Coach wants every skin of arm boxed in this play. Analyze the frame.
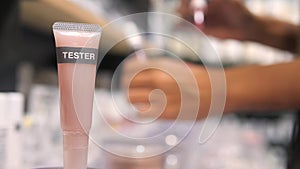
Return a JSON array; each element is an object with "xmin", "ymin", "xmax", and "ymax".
[
  {"xmin": 245, "ymin": 16, "xmax": 300, "ymax": 54},
  {"xmin": 127, "ymin": 58, "xmax": 300, "ymax": 120},
  {"xmin": 226, "ymin": 58, "xmax": 300, "ymax": 114}
]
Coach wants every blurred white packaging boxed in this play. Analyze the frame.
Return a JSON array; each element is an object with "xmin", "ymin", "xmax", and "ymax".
[
  {"xmin": 0, "ymin": 94, "xmax": 8, "ymax": 168},
  {"xmin": 24, "ymin": 85, "xmax": 62, "ymax": 167},
  {"xmin": 0, "ymin": 92, "xmax": 24, "ymax": 169}
]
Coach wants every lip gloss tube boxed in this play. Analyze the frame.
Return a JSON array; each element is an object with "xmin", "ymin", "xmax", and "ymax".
[
  {"xmin": 52, "ymin": 22, "xmax": 101, "ymax": 169},
  {"xmin": 191, "ymin": 0, "xmax": 207, "ymax": 30}
]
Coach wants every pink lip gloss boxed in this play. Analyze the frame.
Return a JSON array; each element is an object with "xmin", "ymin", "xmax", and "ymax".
[{"xmin": 53, "ymin": 22, "xmax": 101, "ymax": 169}]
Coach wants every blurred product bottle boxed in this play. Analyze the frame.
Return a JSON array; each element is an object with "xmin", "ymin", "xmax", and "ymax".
[
  {"xmin": 0, "ymin": 92, "xmax": 24, "ymax": 169},
  {"xmin": 24, "ymin": 85, "xmax": 62, "ymax": 167}
]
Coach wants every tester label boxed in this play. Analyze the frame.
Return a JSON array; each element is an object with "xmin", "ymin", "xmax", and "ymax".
[{"xmin": 56, "ymin": 47, "xmax": 98, "ymax": 64}]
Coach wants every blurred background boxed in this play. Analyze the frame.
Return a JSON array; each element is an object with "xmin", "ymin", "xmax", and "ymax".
[{"xmin": 0, "ymin": 0, "xmax": 299, "ymax": 168}]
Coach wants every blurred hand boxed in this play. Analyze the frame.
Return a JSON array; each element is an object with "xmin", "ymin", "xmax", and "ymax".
[
  {"xmin": 203, "ymin": 0, "xmax": 255, "ymax": 40},
  {"xmin": 122, "ymin": 56, "xmax": 213, "ymax": 120},
  {"xmin": 177, "ymin": 0, "xmax": 194, "ymax": 23},
  {"xmin": 178, "ymin": 0, "xmax": 256, "ymax": 40}
]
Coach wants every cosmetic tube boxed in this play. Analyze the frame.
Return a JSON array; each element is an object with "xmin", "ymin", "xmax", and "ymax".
[
  {"xmin": 53, "ymin": 22, "xmax": 101, "ymax": 169},
  {"xmin": 191, "ymin": 0, "xmax": 207, "ymax": 29}
]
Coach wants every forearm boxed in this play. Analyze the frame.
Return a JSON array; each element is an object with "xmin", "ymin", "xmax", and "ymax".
[
  {"xmin": 225, "ymin": 58, "xmax": 300, "ymax": 113},
  {"xmin": 247, "ymin": 15, "xmax": 300, "ymax": 53}
]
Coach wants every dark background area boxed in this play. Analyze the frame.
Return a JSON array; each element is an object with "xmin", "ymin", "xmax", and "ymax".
[
  {"xmin": 0, "ymin": 0, "xmax": 22, "ymax": 91},
  {"xmin": 0, "ymin": 0, "xmax": 150, "ymax": 91}
]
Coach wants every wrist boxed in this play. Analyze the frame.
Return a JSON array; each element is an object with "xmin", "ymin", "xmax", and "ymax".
[
  {"xmin": 224, "ymin": 67, "xmax": 255, "ymax": 113},
  {"xmin": 244, "ymin": 15, "xmax": 267, "ymax": 42},
  {"xmin": 224, "ymin": 68, "xmax": 239, "ymax": 113},
  {"xmin": 245, "ymin": 15, "xmax": 300, "ymax": 53}
]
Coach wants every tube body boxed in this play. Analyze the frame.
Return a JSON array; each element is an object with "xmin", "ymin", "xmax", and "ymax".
[
  {"xmin": 53, "ymin": 22, "xmax": 101, "ymax": 169},
  {"xmin": 191, "ymin": 0, "xmax": 206, "ymax": 29}
]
